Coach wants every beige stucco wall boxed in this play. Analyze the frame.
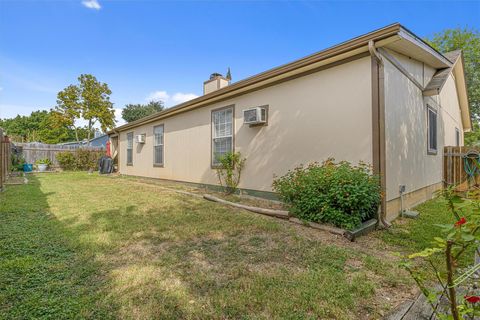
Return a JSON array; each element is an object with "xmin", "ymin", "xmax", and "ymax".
[
  {"xmin": 389, "ymin": 49, "xmax": 436, "ymax": 87},
  {"xmin": 440, "ymin": 74, "xmax": 464, "ymax": 146},
  {"xmin": 118, "ymin": 57, "xmax": 373, "ymax": 192},
  {"xmin": 384, "ymin": 55, "xmax": 445, "ymax": 203}
]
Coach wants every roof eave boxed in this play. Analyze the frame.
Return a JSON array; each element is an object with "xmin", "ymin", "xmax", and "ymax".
[{"xmin": 107, "ymin": 23, "xmax": 404, "ymax": 134}]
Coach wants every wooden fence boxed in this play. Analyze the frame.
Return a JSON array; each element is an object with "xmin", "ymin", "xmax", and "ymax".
[
  {"xmin": 16, "ymin": 142, "xmax": 105, "ymax": 167},
  {"xmin": 0, "ymin": 128, "xmax": 12, "ymax": 190},
  {"xmin": 444, "ymin": 146, "xmax": 480, "ymax": 186}
]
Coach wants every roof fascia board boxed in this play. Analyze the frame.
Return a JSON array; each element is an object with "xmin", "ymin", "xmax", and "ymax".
[
  {"xmin": 109, "ymin": 25, "xmax": 402, "ymax": 134},
  {"xmin": 453, "ymin": 53, "xmax": 472, "ymax": 131},
  {"xmin": 398, "ymin": 28, "xmax": 452, "ymax": 68}
]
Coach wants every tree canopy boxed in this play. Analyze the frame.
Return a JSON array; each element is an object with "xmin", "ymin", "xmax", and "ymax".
[
  {"xmin": 427, "ymin": 27, "xmax": 480, "ymax": 146},
  {"xmin": 427, "ymin": 27, "xmax": 480, "ymax": 119},
  {"xmin": 121, "ymin": 100, "xmax": 164, "ymax": 123},
  {"xmin": 53, "ymin": 74, "xmax": 116, "ymax": 144},
  {"xmin": 0, "ymin": 110, "xmax": 93, "ymax": 144}
]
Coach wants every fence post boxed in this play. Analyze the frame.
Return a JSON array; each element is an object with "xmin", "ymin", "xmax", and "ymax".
[{"xmin": 0, "ymin": 129, "xmax": 4, "ymax": 191}]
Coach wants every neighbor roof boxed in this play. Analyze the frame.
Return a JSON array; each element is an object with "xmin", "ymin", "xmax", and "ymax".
[{"xmin": 109, "ymin": 23, "xmax": 454, "ymax": 134}]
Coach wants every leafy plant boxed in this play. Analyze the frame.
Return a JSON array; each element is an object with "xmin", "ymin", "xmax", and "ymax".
[
  {"xmin": 53, "ymin": 74, "xmax": 116, "ymax": 144},
  {"xmin": 56, "ymin": 152, "xmax": 76, "ymax": 170},
  {"xmin": 272, "ymin": 159, "xmax": 381, "ymax": 230},
  {"xmin": 122, "ymin": 101, "xmax": 164, "ymax": 123},
  {"xmin": 216, "ymin": 152, "xmax": 246, "ymax": 194},
  {"xmin": 11, "ymin": 153, "xmax": 25, "ymax": 171},
  {"xmin": 35, "ymin": 158, "xmax": 52, "ymax": 166},
  {"xmin": 56, "ymin": 150, "xmax": 103, "ymax": 171},
  {"xmin": 401, "ymin": 188, "xmax": 480, "ymax": 319}
]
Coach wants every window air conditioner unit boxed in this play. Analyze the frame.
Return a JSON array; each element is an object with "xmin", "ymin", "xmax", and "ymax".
[
  {"xmin": 243, "ymin": 106, "xmax": 267, "ymax": 125},
  {"xmin": 135, "ymin": 134, "xmax": 146, "ymax": 144}
]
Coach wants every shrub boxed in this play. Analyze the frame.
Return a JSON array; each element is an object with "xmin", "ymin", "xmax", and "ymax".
[
  {"xmin": 11, "ymin": 154, "xmax": 25, "ymax": 171},
  {"xmin": 56, "ymin": 152, "xmax": 76, "ymax": 170},
  {"xmin": 272, "ymin": 159, "xmax": 381, "ymax": 230},
  {"xmin": 216, "ymin": 152, "xmax": 246, "ymax": 194},
  {"xmin": 56, "ymin": 149, "xmax": 103, "ymax": 171}
]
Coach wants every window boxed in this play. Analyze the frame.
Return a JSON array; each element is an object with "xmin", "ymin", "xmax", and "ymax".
[
  {"xmin": 455, "ymin": 128, "xmax": 460, "ymax": 147},
  {"xmin": 427, "ymin": 106, "xmax": 437, "ymax": 154},
  {"xmin": 153, "ymin": 125, "xmax": 164, "ymax": 166},
  {"xmin": 212, "ymin": 106, "xmax": 234, "ymax": 166},
  {"xmin": 127, "ymin": 132, "xmax": 133, "ymax": 165}
]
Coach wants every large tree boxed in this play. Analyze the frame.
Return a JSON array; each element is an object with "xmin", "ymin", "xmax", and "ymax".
[
  {"xmin": 0, "ymin": 110, "xmax": 93, "ymax": 144},
  {"xmin": 54, "ymin": 74, "xmax": 116, "ymax": 144},
  {"xmin": 121, "ymin": 100, "xmax": 164, "ymax": 123},
  {"xmin": 427, "ymin": 27, "xmax": 480, "ymax": 120}
]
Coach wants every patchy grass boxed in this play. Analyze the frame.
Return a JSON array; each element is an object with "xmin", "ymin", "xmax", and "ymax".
[
  {"xmin": 378, "ymin": 198, "xmax": 474, "ymax": 254},
  {"xmin": 1, "ymin": 172, "xmax": 413, "ymax": 319}
]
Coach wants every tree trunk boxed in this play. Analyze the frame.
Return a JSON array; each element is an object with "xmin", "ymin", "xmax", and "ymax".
[
  {"xmin": 74, "ymin": 127, "xmax": 80, "ymax": 144},
  {"xmin": 87, "ymin": 119, "xmax": 92, "ymax": 146}
]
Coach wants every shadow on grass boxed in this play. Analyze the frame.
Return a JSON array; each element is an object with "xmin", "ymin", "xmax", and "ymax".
[
  {"xmin": 79, "ymin": 194, "xmax": 382, "ymax": 319},
  {"xmin": 0, "ymin": 175, "xmax": 121, "ymax": 319},
  {"xmin": 1, "ymin": 173, "xmax": 410, "ymax": 319}
]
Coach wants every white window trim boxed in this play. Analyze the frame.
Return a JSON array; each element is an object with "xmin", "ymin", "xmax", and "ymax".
[
  {"xmin": 427, "ymin": 106, "xmax": 438, "ymax": 155},
  {"xmin": 153, "ymin": 125, "xmax": 164, "ymax": 166},
  {"xmin": 211, "ymin": 106, "xmax": 234, "ymax": 167},
  {"xmin": 126, "ymin": 132, "xmax": 134, "ymax": 165}
]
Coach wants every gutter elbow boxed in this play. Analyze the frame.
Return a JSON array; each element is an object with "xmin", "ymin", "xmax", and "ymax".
[{"xmin": 368, "ymin": 40, "xmax": 383, "ymax": 64}]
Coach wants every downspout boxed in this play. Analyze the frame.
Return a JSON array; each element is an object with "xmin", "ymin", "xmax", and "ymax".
[{"xmin": 368, "ymin": 40, "xmax": 391, "ymax": 228}]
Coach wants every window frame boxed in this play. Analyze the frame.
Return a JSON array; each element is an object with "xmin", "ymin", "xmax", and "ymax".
[
  {"xmin": 427, "ymin": 105, "xmax": 438, "ymax": 155},
  {"xmin": 126, "ymin": 132, "xmax": 134, "ymax": 165},
  {"xmin": 211, "ymin": 105, "xmax": 235, "ymax": 168},
  {"xmin": 455, "ymin": 127, "xmax": 460, "ymax": 147},
  {"xmin": 153, "ymin": 124, "xmax": 165, "ymax": 167}
]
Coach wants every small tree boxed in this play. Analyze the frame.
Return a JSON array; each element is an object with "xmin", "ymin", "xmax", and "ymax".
[
  {"xmin": 53, "ymin": 74, "xmax": 116, "ymax": 144},
  {"xmin": 216, "ymin": 152, "xmax": 246, "ymax": 194},
  {"xmin": 402, "ymin": 188, "xmax": 480, "ymax": 319},
  {"xmin": 121, "ymin": 100, "xmax": 164, "ymax": 123}
]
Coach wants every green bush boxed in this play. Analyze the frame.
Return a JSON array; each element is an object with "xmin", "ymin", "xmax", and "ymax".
[
  {"xmin": 215, "ymin": 152, "xmax": 246, "ymax": 194},
  {"xmin": 56, "ymin": 149, "xmax": 103, "ymax": 171},
  {"xmin": 11, "ymin": 154, "xmax": 25, "ymax": 171},
  {"xmin": 272, "ymin": 159, "xmax": 381, "ymax": 230},
  {"xmin": 56, "ymin": 152, "xmax": 76, "ymax": 170}
]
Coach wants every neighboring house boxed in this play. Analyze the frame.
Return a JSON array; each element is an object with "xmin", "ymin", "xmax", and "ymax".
[
  {"xmin": 60, "ymin": 133, "xmax": 108, "ymax": 148},
  {"xmin": 107, "ymin": 23, "xmax": 471, "ymax": 221}
]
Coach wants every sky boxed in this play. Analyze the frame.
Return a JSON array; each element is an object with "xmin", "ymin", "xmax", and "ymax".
[{"xmin": 0, "ymin": 0, "xmax": 479, "ymax": 128}]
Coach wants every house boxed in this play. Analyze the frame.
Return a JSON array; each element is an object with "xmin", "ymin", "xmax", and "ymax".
[
  {"xmin": 60, "ymin": 132, "xmax": 108, "ymax": 148},
  {"xmin": 107, "ymin": 23, "xmax": 471, "ymax": 222}
]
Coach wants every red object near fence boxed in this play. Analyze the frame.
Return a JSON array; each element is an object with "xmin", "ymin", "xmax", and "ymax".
[{"xmin": 106, "ymin": 140, "xmax": 111, "ymax": 157}]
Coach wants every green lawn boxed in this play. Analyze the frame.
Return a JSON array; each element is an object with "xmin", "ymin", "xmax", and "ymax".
[{"xmin": 0, "ymin": 172, "xmax": 459, "ymax": 319}]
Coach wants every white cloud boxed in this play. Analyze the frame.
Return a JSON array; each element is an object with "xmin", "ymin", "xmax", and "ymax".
[
  {"xmin": 114, "ymin": 108, "xmax": 126, "ymax": 126},
  {"xmin": 81, "ymin": 0, "xmax": 101, "ymax": 10},
  {"xmin": 145, "ymin": 90, "xmax": 198, "ymax": 107},
  {"xmin": 146, "ymin": 90, "xmax": 170, "ymax": 102},
  {"xmin": 172, "ymin": 92, "xmax": 199, "ymax": 104}
]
